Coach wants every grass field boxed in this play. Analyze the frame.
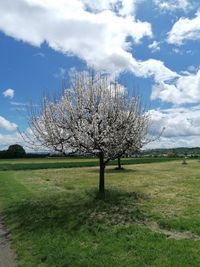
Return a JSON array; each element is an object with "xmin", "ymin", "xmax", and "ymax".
[
  {"xmin": 0, "ymin": 156, "xmax": 179, "ymax": 171},
  {"xmin": 0, "ymin": 158, "xmax": 200, "ymax": 266}
]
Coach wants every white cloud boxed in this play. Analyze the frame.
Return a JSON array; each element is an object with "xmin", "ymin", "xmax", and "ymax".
[
  {"xmin": 146, "ymin": 135, "xmax": 200, "ymax": 149},
  {"xmin": 34, "ymin": 52, "xmax": 45, "ymax": 57},
  {"xmin": 172, "ymin": 48, "xmax": 181, "ymax": 54},
  {"xmin": 135, "ymin": 59, "xmax": 178, "ymax": 83},
  {"xmin": 83, "ymin": 0, "xmax": 140, "ymax": 16},
  {"xmin": 9, "ymin": 101, "xmax": 29, "ymax": 111},
  {"xmin": 118, "ymin": 0, "xmax": 140, "ymax": 16},
  {"xmin": 151, "ymin": 68, "xmax": 200, "ymax": 105},
  {"xmin": 148, "ymin": 41, "xmax": 160, "ymax": 52},
  {"xmin": 0, "ymin": 0, "xmax": 152, "ymax": 75},
  {"xmin": 0, "ymin": 127, "xmax": 46, "ymax": 151},
  {"xmin": 0, "ymin": 132, "xmax": 24, "ymax": 150},
  {"xmin": 3, "ymin": 88, "xmax": 15, "ymax": 99},
  {"xmin": 0, "ymin": 130, "xmax": 50, "ymax": 152},
  {"xmin": 0, "ymin": 0, "xmax": 185, "ymax": 98},
  {"xmin": 1, "ymin": 0, "xmax": 198, "ymax": 109},
  {"xmin": 54, "ymin": 67, "xmax": 68, "ymax": 79},
  {"xmin": 0, "ymin": 116, "xmax": 18, "ymax": 131},
  {"xmin": 146, "ymin": 106, "xmax": 200, "ymax": 148},
  {"xmin": 10, "ymin": 101, "xmax": 28, "ymax": 106},
  {"xmin": 187, "ymin": 65, "xmax": 197, "ymax": 72},
  {"xmin": 168, "ymin": 11, "xmax": 200, "ymax": 45},
  {"xmin": 150, "ymin": 106, "xmax": 200, "ymax": 137},
  {"xmin": 154, "ymin": 0, "xmax": 191, "ymax": 12}
]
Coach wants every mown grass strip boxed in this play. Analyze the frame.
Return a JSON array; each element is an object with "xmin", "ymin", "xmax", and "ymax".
[{"xmin": 0, "ymin": 157, "xmax": 180, "ymax": 171}]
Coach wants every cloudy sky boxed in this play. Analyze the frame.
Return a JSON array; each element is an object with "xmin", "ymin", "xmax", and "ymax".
[{"xmin": 0, "ymin": 0, "xmax": 200, "ymax": 150}]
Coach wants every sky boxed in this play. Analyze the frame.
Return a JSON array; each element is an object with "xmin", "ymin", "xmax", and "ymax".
[{"xmin": 0, "ymin": 0, "xmax": 200, "ymax": 150}]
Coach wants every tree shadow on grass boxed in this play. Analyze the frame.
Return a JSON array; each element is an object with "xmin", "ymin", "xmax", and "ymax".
[{"xmin": 4, "ymin": 189, "xmax": 149, "ymax": 235}]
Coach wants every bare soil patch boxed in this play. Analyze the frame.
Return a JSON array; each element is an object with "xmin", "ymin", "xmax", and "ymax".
[
  {"xmin": 0, "ymin": 217, "xmax": 17, "ymax": 267},
  {"xmin": 139, "ymin": 220, "xmax": 200, "ymax": 241}
]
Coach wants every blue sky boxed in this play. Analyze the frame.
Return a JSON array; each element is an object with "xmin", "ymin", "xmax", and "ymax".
[{"xmin": 0, "ymin": 0, "xmax": 200, "ymax": 150}]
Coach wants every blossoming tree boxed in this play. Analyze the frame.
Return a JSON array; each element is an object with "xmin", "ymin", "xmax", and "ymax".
[{"xmin": 26, "ymin": 71, "xmax": 150, "ymax": 194}]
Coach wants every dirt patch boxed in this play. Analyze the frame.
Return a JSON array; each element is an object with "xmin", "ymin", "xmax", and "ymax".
[
  {"xmin": 0, "ymin": 217, "xmax": 17, "ymax": 267},
  {"xmin": 138, "ymin": 220, "xmax": 200, "ymax": 241}
]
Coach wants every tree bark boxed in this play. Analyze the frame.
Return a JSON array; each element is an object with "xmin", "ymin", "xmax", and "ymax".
[
  {"xmin": 99, "ymin": 152, "xmax": 105, "ymax": 194},
  {"xmin": 117, "ymin": 157, "xmax": 122, "ymax": 169}
]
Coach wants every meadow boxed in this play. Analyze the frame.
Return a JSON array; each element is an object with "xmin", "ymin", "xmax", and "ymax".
[
  {"xmin": 0, "ymin": 158, "xmax": 200, "ymax": 266},
  {"xmin": 0, "ymin": 156, "xmax": 178, "ymax": 171}
]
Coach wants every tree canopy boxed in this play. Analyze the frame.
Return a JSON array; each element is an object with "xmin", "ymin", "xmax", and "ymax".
[
  {"xmin": 25, "ymin": 71, "xmax": 150, "ymax": 193},
  {"xmin": 0, "ymin": 144, "xmax": 26, "ymax": 158}
]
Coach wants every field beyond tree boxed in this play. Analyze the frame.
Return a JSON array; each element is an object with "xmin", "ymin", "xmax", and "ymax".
[{"xmin": 0, "ymin": 158, "xmax": 200, "ymax": 266}]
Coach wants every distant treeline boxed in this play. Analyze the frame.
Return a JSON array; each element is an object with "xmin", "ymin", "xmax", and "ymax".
[
  {"xmin": 142, "ymin": 147, "xmax": 200, "ymax": 158},
  {"xmin": 1, "ymin": 144, "xmax": 200, "ymax": 159},
  {"xmin": 0, "ymin": 151, "xmax": 49, "ymax": 159},
  {"xmin": 0, "ymin": 144, "xmax": 49, "ymax": 159}
]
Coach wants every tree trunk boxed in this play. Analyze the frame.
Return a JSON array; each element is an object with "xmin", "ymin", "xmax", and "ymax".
[
  {"xmin": 117, "ymin": 157, "xmax": 122, "ymax": 169},
  {"xmin": 99, "ymin": 152, "xmax": 105, "ymax": 194}
]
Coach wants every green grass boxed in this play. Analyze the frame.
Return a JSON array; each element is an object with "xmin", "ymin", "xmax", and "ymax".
[
  {"xmin": 0, "ymin": 159, "xmax": 200, "ymax": 266},
  {"xmin": 0, "ymin": 156, "xmax": 179, "ymax": 171}
]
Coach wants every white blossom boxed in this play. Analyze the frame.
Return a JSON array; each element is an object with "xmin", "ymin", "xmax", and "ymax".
[{"xmin": 25, "ymin": 71, "xmax": 150, "ymax": 193}]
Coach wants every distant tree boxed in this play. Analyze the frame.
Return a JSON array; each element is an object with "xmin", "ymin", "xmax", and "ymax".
[
  {"xmin": 0, "ymin": 150, "xmax": 7, "ymax": 159},
  {"xmin": 7, "ymin": 144, "xmax": 26, "ymax": 158},
  {"xmin": 116, "ymin": 147, "xmax": 140, "ymax": 170},
  {"xmin": 116, "ymin": 157, "xmax": 123, "ymax": 170},
  {"xmin": 25, "ymin": 71, "xmax": 150, "ymax": 194}
]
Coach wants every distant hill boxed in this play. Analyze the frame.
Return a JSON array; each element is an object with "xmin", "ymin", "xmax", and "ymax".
[{"xmin": 141, "ymin": 147, "xmax": 200, "ymax": 157}]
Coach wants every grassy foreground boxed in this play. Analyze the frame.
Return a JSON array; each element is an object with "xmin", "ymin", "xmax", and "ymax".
[{"xmin": 0, "ymin": 159, "xmax": 200, "ymax": 266}]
